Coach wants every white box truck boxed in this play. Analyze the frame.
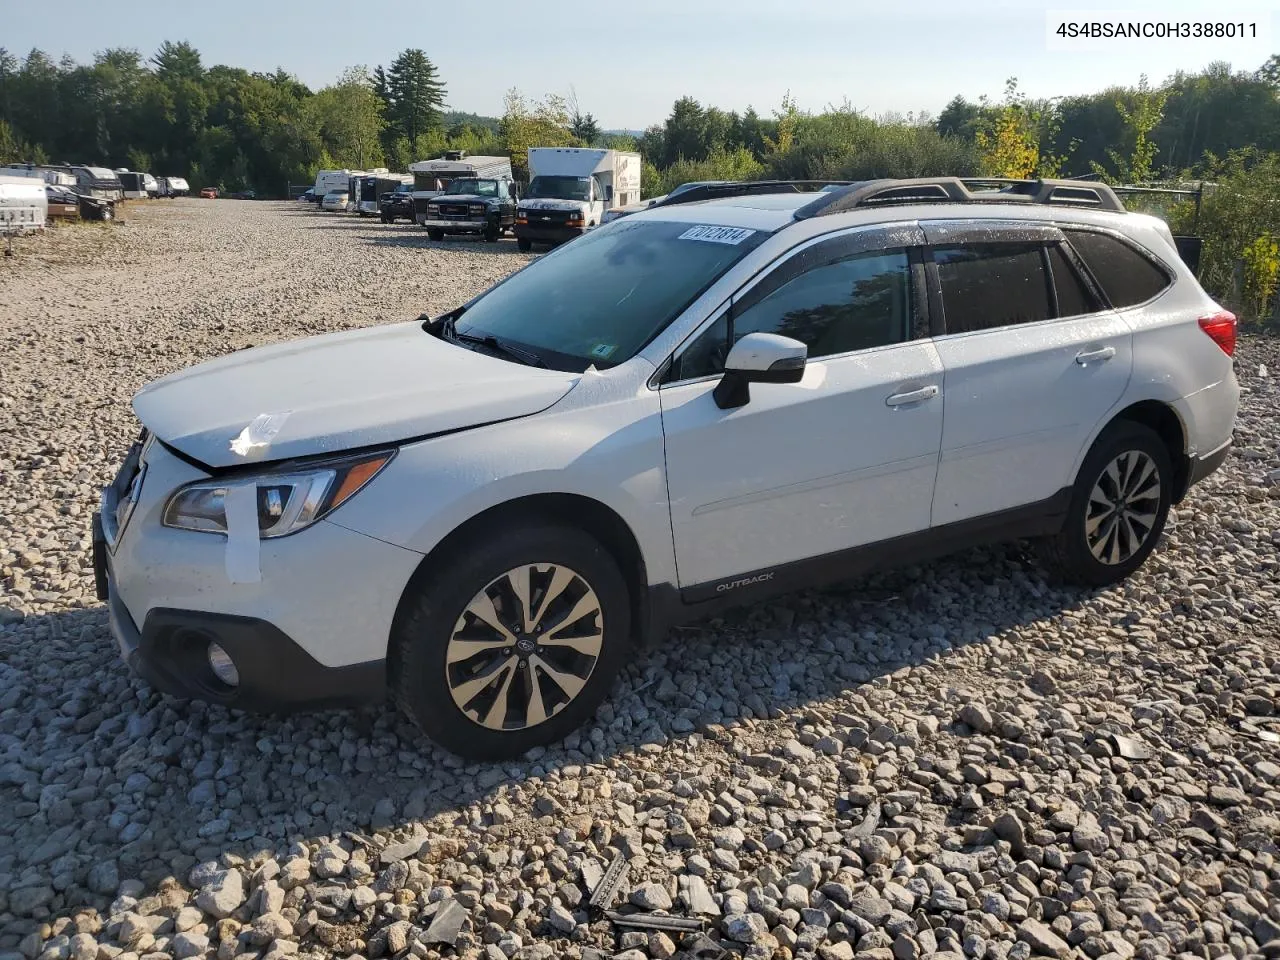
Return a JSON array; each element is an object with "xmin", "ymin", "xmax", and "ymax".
[
  {"xmin": 514, "ymin": 147, "xmax": 641, "ymax": 250},
  {"xmin": 409, "ymin": 152, "xmax": 513, "ymax": 225}
]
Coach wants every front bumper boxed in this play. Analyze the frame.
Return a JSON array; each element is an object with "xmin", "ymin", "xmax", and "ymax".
[
  {"xmin": 420, "ymin": 217, "xmax": 488, "ymax": 232},
  {"xmin": 514, "ymin": 223, "xmax": 586, "ymax": 244},
  {"xmin": 91, "ymin": 438, "xmax": 421, "ymax": 712},
  {"xmin": 97, "ymin": 546, "xmax": 385, "ymax": 711}
]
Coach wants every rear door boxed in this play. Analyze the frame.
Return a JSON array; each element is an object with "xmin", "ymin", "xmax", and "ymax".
[{"xmin": 925, "ymin": 221, "xmax": 1132, "ymax": 526}]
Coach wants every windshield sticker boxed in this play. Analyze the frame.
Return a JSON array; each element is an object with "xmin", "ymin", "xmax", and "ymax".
[
  {"xmin": 589, "ymin": 343, "xmax": 619, "ymax": 359},
  {"xmin": 678, "ymin": 225, "xmax": 756, "ymax": 245}
]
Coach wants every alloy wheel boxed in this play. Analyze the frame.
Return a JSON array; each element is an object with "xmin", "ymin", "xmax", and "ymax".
[
  {"xmin": 1085, "ymin": 450, "xmax": 1161, "ymax": 565},
  {"xmin": 446, "ymin": 563, "xmax": 604, "ymax": 731}
]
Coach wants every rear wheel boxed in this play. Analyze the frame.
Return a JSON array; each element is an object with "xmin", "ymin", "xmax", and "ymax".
[
  {"xmin": 391, "ymin": 523, "xmax": 632, "ymax": 760},
  {"xmin": 1038, "ymin": 421, "xmax": 1172, "ymax": 586},
  {"xmin": 427, "ymin": 228, "xmax": 444, "ymax": 241},
  {"xmin": 517, "ymin": 237, "xmax": 533, "ymax": 252}
]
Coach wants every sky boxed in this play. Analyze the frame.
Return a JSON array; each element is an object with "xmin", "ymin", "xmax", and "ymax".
[{"xmin": 3, "ymin": 0, "xmax": 1276, "ymax": 129}]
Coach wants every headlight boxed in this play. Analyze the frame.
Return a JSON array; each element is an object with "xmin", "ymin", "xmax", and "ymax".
[
  {"xmin": 427, "ymin": 204, "xmax": 439, "ymax": 214},
  {"xmin": 469, "ymin": 203, "xmax": 485, "ymax": 214},
  {"xmin": 163, "ymin": 451, "xmax": 394, "ymax": 538}
]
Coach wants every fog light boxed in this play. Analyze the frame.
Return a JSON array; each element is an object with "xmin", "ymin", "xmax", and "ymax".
[{"xmin": 207, "ymin": 643, "xmax": 240, "ymax": 686}]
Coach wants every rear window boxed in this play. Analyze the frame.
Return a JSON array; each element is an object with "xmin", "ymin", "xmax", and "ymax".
[
  {"xmin": 935, "ymin": 243, "xmax": 1051, "ymax": 333},
  {"xmin": 1063, "ymin": 229, "xmax": 1171, "ymax": 309},
  {"xmin": 1046, "ymin": 243, "xmax": 1102, "ymax": 317}
]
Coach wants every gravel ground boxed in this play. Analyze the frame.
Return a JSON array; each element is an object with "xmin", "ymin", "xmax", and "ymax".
[{"xmin": 1, "ymin": 200, "xmax": 1278, "ymax": 960}]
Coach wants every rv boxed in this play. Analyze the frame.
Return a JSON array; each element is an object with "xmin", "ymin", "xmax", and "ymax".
[
  {"xmin": 514, "ymin": 147, "xmax": 641, "ymax": 250},
  {"xmin": 1, "ymin": 164, "xmax": 77, "ymax": 187},
  {"xmin": 409, "ymin": 152, "xmax": 513, "ymax": 225},
  {"xmin": 355, "ymin": 173, "xmax": 412, "ymax": 216},
  {"xmin": 157, "ymin": 177, "xmax": 189, "ymax": 198},
  {"xmin": 314, "ymin": 169, "xmax": 363, "ymax": 208},
  {"xmin": 0, "ymin": 175, "xmax": 49, "ymax": 234},
  {"xmin": 118, "ymin": 171, "xmax": 149, "ymax": 200},
  {"xmin": 64, "ymin": 166, "xmax": 124, "ymax": 201}
]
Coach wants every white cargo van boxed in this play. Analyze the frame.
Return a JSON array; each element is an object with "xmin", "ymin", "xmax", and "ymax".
[
  {"xmin": 409, "ymin": 153, "xmax": 513, "ymax": 225},
  {"xmin": 514, "ymin": 147, "xmax": 641, "ymax": 250},
  {"xmin": 314, "ymin": 169, "xmax": 363, "ymax": 207}
]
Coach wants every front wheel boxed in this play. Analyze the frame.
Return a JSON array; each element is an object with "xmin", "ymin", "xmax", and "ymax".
[
  {"xmin": 516, "ymin": 237, "xmax": 533, "ymax": 253},
  {"xmin": 427, "ymin": 228, "xmax": 444, "ymax": 241},
  {"xmin": 1038, "ymin": 421, "xmax": 1172, "ymax": 586},
  {"xmin": 482, "ymin": 224, "xmax": 499, "ymax": 243},
  {"xmin": 390, "ymin": 523, "xmax": 633, "ymax": 760}
]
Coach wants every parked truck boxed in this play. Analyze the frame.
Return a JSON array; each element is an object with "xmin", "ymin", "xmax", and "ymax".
[
  {"xmin": 409, "ymin": 152, "xmax": 513, "ymax": 226},
  {"xmin": 513, "ymin": 147, "xmax": 641, "ymax": 250}
]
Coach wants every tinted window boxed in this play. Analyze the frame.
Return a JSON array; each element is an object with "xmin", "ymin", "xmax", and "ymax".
[
  {"xmin": 1064, "ymin": 229, "xmax": 1171, "ymax": 308},
  {"xmin": 674, "ymin": 250, "xmax": 912, "ymax": 380},
  {"xmin": 454, "ymin": 219, "xmax": 767, "ymax": 372},
  {"xmin": 935, "ymin": 243, "xmax": 1050, "ymax": 332},
  {"xmin": 1046, "ymin": 243, "xmax": 1102, "ymax": 317}
]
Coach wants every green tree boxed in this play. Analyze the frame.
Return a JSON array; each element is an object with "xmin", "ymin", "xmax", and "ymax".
[
  {"xmin": 381, "ymin": 49, "xmax": 446, "ymax": 149},
  {"xmin": 1093, "ymin": 75, "xmax": 1167, "ymax": 183},
  {"xmin": 499, "ymin": 89, "xmax": 579, "ymax": 178},
  {"xmin": 570, "ymin": 110, "xmax": 601, "ymax": 145},
  {"xmin": 310, "ymin": 66, "xmax": 386, "ymax": 169}
]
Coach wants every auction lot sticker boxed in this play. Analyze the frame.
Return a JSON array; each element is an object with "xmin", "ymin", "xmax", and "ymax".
[{"xmin": 678, "ymin": 225, "xmax": 756, "ymax": 245}]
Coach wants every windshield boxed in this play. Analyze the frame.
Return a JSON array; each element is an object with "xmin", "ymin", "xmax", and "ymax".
[
  {"xmin": 526, "ymin": 176, "xmax": 591, "ymax": 201},
  {"xmin": 452, "ymin": 218, "xmax": 768, "ymax": 372},
  {"xmin": 444, "ymin": 178, "xmax": 498, "ymax": 197},
  {"xmin": 396, "ymin": 183, "xmax": 413, "ymax": 193}
]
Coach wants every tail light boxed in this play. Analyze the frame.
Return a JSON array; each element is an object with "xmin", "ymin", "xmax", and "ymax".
[{"xmin": 1198, "ymin": 310, "xmax": 1237, "ymax": 357}]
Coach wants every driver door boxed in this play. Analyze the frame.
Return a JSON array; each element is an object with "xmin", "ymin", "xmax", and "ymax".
[{"xmin": 659, "ymin": 225, "xmax": 945, "ymax": 595}]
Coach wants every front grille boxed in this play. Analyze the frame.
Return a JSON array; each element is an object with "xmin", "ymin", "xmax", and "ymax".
[
  {"xmin": 438, "ymin": 203, "xmax": 471, "ymax": 218},
  {"xmin": 525, "ymin": 209, "xmax": 573, "ymax": 225}
]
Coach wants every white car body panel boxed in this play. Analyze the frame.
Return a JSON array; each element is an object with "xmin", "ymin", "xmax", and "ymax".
[
  {"xmin": 660, "ymin": 340, "xmax": 945, "ymax": 587},
  {"xmin": 132, "ymin": 320, "xmax": 581, "ymax": 468}
]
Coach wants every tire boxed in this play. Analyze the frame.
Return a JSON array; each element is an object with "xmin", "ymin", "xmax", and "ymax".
[
  {"xmin": 1038, "ymin": 421, "xmax": 1172, "ymax": 587},
  {"xmin": 427, "ymin": 228, "xmax": 444, "ymax": 241},
  {"xmin": 483, "ymin": 224, "xmax": 499, "ymax": 243},
  {"xmin": 380, "ymin": 215, "xmax": 391, "ymax": 224},
  {"xmin": 391, "ymin": 522, "xmax": 633, "ymax": 760},
  {"xmin": 100, "ymin": 205, "xmax": 114, "ymax": 222},
  {"xmin": 517, "ymin": 237, "xmax": 533, "ymax": 253}
]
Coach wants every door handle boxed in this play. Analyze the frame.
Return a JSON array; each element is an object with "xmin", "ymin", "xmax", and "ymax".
[
  {"xmin": 1075, "ymin": 346, "xmax": 1116, "ymax": 365},
  {"xmin": 885, "ymin": 385, "xmax": 939, "ymax": 407}
]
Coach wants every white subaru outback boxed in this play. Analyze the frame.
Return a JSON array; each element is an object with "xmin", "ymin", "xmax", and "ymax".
[{"xmin": 94, "ymin": 177, "xmax": 1239, "ymax": 760}]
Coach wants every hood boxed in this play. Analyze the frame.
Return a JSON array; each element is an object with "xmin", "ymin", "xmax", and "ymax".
[
  {"xmin": 133, "ymin": 321, "xmax": 581, "ymax": 469},
  {"xmin": 520, "ymin": 198, "xmax": 589, "ymax": 212}
]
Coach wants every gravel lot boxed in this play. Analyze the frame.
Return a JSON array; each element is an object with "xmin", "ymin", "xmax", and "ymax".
[{"xmin": 1, "ymin": 200, "xmax": 1278, "ymax": 960}]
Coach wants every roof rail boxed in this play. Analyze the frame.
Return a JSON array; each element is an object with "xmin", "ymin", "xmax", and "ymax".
[
  {"xmin": 651, "ymin": 180, "xmax": 858, "ymax": 208},
  {"xmin": 794, "ymin": 177, "xmax": 1126, "ymax": 219}
]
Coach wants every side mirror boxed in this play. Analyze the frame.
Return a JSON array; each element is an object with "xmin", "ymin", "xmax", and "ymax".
[
  {"xmin": 712, "ymin": 332, "xmax": 807, "ymax": 410},
  {"xmin": 605, "ymin": 184, "xmax": 614, "ymax": 201}
]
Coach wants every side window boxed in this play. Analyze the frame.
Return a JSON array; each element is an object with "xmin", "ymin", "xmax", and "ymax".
[
  {"xmin": 1046, "ymin": 243, "xmax": 1102, "ymax": 318},
  {"xmin": 935, "ymin": 243, "xmax": 1051, "ymax": 333},
  {"xmin": 1063, "ymin": 229, "xmax": 1171, "ymax": 308},
  {"xmin": 670, "ymin": 250, "xmax": 913, "ymax": 381}
]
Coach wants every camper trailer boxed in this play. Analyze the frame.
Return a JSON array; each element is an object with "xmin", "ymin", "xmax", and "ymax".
[
  {"xmin": 157, "ymin": 176, "xmax": 189, "ymax": 198},
  {"xmin": 409, "ymin": 152, "xmax": 513, "ymax": 225},
  {"xmin": 143, "ymin": 173, "xmax": 160, "ymax": 197},
  {"xmin": 0, "ymin": 175, "xmax": 49, "ymax": 234},
  {"xmin": 65, "ymin": 166, "xmax": 124, "ymax": 201},
  {"xmin": 514, "ymin": 147, "xmax": 641, "ymax": 250},
  {"xmin": 1, "ymin": 164, "xmax": 77, "ymax": 187},
  {"xmin": 118, "ymin": 171, "xmax": 149, "ymax": 200},
  {"xmin": 355, "ymin": 173, "xmax": 412, "ymax": 216}
]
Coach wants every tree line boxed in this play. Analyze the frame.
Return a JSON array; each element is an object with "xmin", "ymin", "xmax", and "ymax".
[{"xmin": 1, "ymin": 44, "xmax": 1278, "ymax": 317}]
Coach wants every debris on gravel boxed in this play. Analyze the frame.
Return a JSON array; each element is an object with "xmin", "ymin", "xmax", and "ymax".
[{"xmin": 2, "ymin": 201, "xmax": 1279, "ymax": 960}]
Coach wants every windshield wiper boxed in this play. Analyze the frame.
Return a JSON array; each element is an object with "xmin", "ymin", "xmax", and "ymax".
[{"xmin": 440, "ymin": 316, "xmax": 547, "ymax": 368}]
